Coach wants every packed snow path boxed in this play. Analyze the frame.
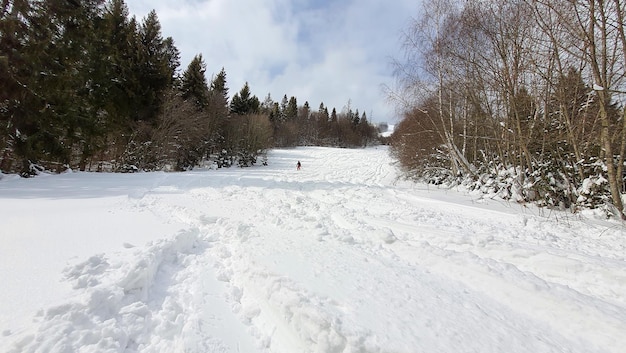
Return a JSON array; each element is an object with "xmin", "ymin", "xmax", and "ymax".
[{"xmin": 1, "ymin": 147, "xmax": 626, "ymax": 353}]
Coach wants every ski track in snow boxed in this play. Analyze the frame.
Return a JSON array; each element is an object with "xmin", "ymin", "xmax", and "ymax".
[{"xmin": 2, "ymin": 146, "xmax": 626, "ymax": 352}]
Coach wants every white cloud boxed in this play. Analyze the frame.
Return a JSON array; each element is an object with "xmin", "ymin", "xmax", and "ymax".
[{"xmin": 127, "ymin": 0, "xmax": 416, "ymax": 123}]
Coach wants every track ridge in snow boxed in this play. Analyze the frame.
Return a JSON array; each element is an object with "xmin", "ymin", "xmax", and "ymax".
[{"xmin": 5, "ymin": 228, "xmax": 238, "ymax": 353}]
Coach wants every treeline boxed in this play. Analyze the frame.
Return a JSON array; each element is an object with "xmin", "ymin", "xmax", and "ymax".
[
  {"xmin": 391, "ymin": 0, "xmax": 626, "ymax": 218},
  {"xmin": 0, "ymin": 0, "xmax": 378, "ymax": 175}
]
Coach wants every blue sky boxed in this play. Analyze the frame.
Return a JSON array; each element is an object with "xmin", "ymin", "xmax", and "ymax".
[{"xmin": 127, "ymin": 0, "xmax": 418, "ymax": 123}]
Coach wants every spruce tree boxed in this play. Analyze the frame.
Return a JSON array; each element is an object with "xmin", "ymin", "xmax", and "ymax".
[
  {"xmin": 0, "ymin": 0, "xmax": 32, "ymax": 171},
  {"xmin": 205, "ymin": 67, "xmax": 230, "ymax": 158},
  {"xmin": 280, "ymin": 95, "xmax": 289, "ymax": 119},
  {"xmin": 353, "ymin": 109, "xmax": 360, "ymax": 126},
  {"xmin": 285, "ymin": 96, "xmax": 298, "ymax": 120},
  {"xmin": 210, "ymin": 67, "xmax": 229, "ymax": 105},
  {"xmin": 318, "ymin": 102, "xmax": 326, "ymax": 116},
  {"xmin": 163, "ymin": 37, "xmax": 181, "ymax": 82},
  {"xmin": 100, "ymin": 0, "xmax": 141, "ymax": 130},
  {"xmin": 8, "ymin": 0, "xmax": 107, "ymax": 173},
  {"xmin": 230, "ymin": 93, "xmax": 243, "ymax": 115},
  {"xmin": 302, "ymin": 101, "xmax": 311, "ymax": 118},
  {"xmin": 181, "ymin": 54, "xmax": 209, "ymax": 108},
  {"xmin": 358, "ymin": 111, "xmax": 373, "ymax": 146},
  {"xmin": 230, "ymin": 82, "xmax": 260, "ymax": 115},
  {"xmin": 269, "ymin": 102, "xmax": 281, "ymax": 125},
  {"xmin": 136, "ymin": 10, "xmax": 172, "ymax": 123}
]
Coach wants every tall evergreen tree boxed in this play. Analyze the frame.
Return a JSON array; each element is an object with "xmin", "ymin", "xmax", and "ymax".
[
  {"xmin": 318, "ymin": 102, "xmax": 326, "ymax": 116},
  {"xmin": 302, "ymin": 101, "xmax": 311, "ymax": 118},
  {"xmin": 230, "ymin": 94, "xmax": 243, "ymax": 115},
  {"xmin": 285, "ymin": 96, "xmax": 298, "ymax": 120},
  {"xmin": 280, "ymin": 95, "xmax": 289, "ymax": 120},
  {"xmin": 203, "ymin": 67, "xmax": 230, "ymax": 157},
  {"xmin": 0, "ymin": 0, "xmax": 33, "ymax": 171},
  {"xmin": 331, "ymin": 108, "xmax": 338, "ymax": 123},
  {"xmin": 6, "ymin": 0, "xmax": 107, "ymax": 173},
  {"xmin": 163, "ymin": 37, "xmax": 181, "ymax": 82},
  {"xmin": 357, "ymin": 111, "xmax": 374, "ymax": 146},
  {"xmin": 136, "ymin": 10, "xmax": 172, "ymax": 123},
  {"xmin": 100, "ymin": 0, "xmax": 141, "ymax": 130},
  {"xmin": 181, "ymin": 54, "xmax": 209, "ymax": 108},
  {"xmin": 230, "ymin": 82, "xmax": 260, "ymax": 115},
  {"xmin": 269, "ymin": 102, "xmax": 281, "ymax": 125},
  {"xmin": 353, "ymin": 109, "xmax": 360, "ymax": 126},
  {"xmin": 210, "ymin": 67, "xmax": 229, "ymax": 105}
]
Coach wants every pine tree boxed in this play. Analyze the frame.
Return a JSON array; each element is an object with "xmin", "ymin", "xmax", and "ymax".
[
  {"xmin": 163, "ymin": 37, "xmax": 181, "ymax": 82},
  {"xmin": 353, "ymin": 109, "xmax": 360, "ymax": 126},
  {"xmin": 346, "ymin": 109, "xmax": 353, "ymax": 125},
  {"xmin": 204, "ymin": 67, "xmax": 230, "ymax": 158},
  {"xmin": 230, "ymin": 93, "xmax": 243, "ymax": 115},
  {"xmin": 136, "ymin": 10, "xmax": 172, "ymax": 123},
  {"xmin": 330, "ymin": 108, "xmax": 339, "ymax": 144},
  {"xmin": 302, "ymin": 101, "xmax": 311, "ymax": 118},
  {"xmin": 230, "ymin": 82, "xmax": 260, "ymax": 115},
  {"xmin": 100, "ymin": 0, "xmax": 141, "ymax": 130},
  {"xmin": 358, "ymin": 111, "xmax": 374, "ymax": 146},
  {"xmin": 210, "ymin": 67, "xmax": 229, "ymax": 105},
  {"xmin": 0, "ymin": 0, "xmax": 32, "ymax": 171},
  {"xmin": 269, "ymin": 102, "xmax": 281, "ymax": 125},
  {"xmin": 181, "ymin": 54, "xmax": 209, "ymax": 108},
  {"xmin": 7, "ymin": 0, "xmax": 108, "ymax": 173},
  {"xmin": 318, "ymin": 102, "xmax": 326, "ymax": 116},
  {"xmin": 285, "ymin": 96, "xmax": 298, "ymax": 120},
  {"xmin": 280, "ymin": 95, "xmax": 289, "ymax": 119}
]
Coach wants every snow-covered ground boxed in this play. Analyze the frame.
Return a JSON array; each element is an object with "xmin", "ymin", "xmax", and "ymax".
[{"xmin": 1, "ymin": 146, "xmax": 625, "ymax": 353}]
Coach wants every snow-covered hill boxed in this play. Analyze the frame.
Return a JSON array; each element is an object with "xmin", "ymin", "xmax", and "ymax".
[{"xmin": 1, "ymin": 146, "xmax": 625, "ymax": 353}]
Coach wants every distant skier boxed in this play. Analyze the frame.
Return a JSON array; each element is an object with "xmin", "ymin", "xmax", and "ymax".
[{"xmin": 297, "ymin": 161, "xmax": 301, "ymax": 171}]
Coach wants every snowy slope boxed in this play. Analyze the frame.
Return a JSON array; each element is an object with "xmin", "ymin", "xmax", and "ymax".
[{"xmin": 1, "ymin": 146, "xmax": 625, "ymax": 353}]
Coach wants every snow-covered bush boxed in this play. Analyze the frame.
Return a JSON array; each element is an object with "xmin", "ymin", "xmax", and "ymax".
[
  {"xmin": 577, "ymin": 174, "xmax": 610, "ymax": 213},
  {"xmin": 403, "ymin": 155, "xmax": 619, "ymax": 217}
]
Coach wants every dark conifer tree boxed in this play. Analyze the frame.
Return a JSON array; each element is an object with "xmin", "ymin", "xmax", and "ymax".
[
  {"xmin": 318, "ymin": 102, "xmax": 326, "ymax": 116},
  {"xmin": 285, "ymin": 96, "xmax": 298, "ymax": 120},
  {"xmin": 302, "ymin": 101, "xmax": 311, "ymax": 118},
  {"xmin": 210, "ymin": 67, "xmax": 229, "ymax": 105},
  {"xmin": 163, "ymin": 37, "xmax": 181, "ymax": 82},
  {"xmin": 8, "ymin": 0, "xmax": 107, "ymax": 173},
  {"xmin": 181, "ymin": 54, "xmax": 209, "ymax": 108},
  {"xmin": 269, "ymin": 102, "xmax": 281, "ymax": 125},
  {"xmin": 353, "ymin": 109, "xmax": 360, "ymax": 126},
  {"xmin": 0, "ymin": 0, "xmax": 33, "ymax": 171},
  {"xmin": 100, "ymin": 0, "xmax": 141, "ymax": 131},
  {"xmin": 230, "ymin": 93, "xmax": 242, "ymax": 115},
  {"xmin": 136, "ymin": 10, "xmax": 173, "ymax": 123},
  {"xmin": 230, "ymin": 82, "xmax": 260, "ymax": 115},
  {"xmin": 204, "ymin": 67, "xmax": 230, "ymax": 158},
  {"xmin": 280, "ymin": 95, "xmax": 289, "ymax": 120}
]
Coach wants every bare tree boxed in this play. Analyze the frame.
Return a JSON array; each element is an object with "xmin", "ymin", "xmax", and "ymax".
[
  {"xmin": 392, "ymin": 0, "xmax": 626, "ymax": 214},
  {"xmin": 528, "ymin": 0, "xmax": 626, "ymax": 217}
]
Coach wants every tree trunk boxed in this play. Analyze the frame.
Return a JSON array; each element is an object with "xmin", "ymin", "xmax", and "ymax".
[{"xmin": 599, "ymin": 102, "xmax": 625, "ymax": 218}]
